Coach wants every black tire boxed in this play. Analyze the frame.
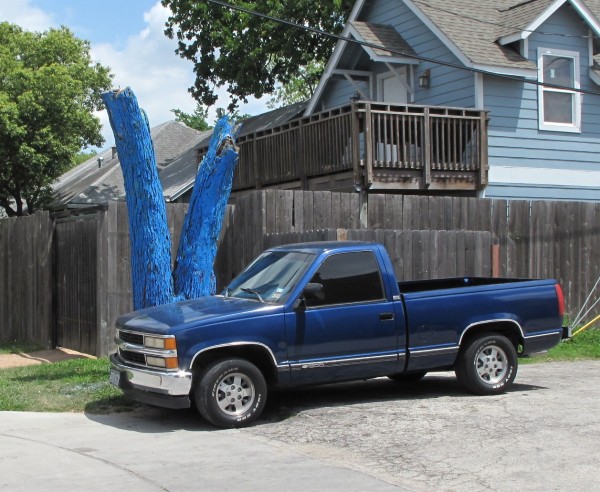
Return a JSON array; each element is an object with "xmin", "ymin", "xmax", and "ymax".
[
  {"xmin": 388, "ymin": 371, "xmax": 427, "ymax": 383},
  {"xmin": 455, "ymin": 333, "xmax": 517, "ymax": 395},
  {"xmin": 194, "ymin": 358, "xmax": 267, "ymax": 428}
]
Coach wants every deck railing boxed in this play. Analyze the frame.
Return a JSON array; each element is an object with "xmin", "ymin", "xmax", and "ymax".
[{"xmin": 207, "ymin": 101, "xmax": 488, "ymax": 192}]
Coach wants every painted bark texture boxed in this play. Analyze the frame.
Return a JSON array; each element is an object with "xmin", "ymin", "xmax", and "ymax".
[
  {"xmin": 102, "ymin": 87, "xmax": 239, "ymax": 310},
  {"xmin": 173, "ymin": 116, "xmax": 239, "ymax": 298},
  {"xmin": 102, "ymin": 88, "xmax": 174, "ymax": 310}
]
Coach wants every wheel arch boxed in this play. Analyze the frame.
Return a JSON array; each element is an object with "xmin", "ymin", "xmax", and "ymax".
[
  {"xmin": 459, "ymin": 319, "xmax": 524, "ymax": 350},
  {"xmin": 190, "ymin": 342, "xmax": 279, "ymax": 385}
]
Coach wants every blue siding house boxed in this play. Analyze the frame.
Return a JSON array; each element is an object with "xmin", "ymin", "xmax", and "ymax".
[{"xmin": 304, "ymin": 0, "xmax": 600, "ymax": 201}]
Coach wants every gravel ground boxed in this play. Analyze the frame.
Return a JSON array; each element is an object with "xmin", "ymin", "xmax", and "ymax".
[{"xmin": 241, "ymin": 361, "xmax": 600, "ymax": 491}]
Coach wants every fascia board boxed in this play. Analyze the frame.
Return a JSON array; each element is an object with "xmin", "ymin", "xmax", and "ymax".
[
  {"xmin": 402, "ymin": 0, "xmax": 473, "ymax": 67},
  {"xmin": 472, "ymin": 64, "xmax": 538, "ymax": 79}
]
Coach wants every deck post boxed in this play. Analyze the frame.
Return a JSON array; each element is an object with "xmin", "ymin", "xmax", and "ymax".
[
  {"xmin": 364, "ymin": 103, "xmax": 373, "ymax": 187},
  {"xmin": 252, "ymin": 137, "xmax": 261, "ymax": 189},
  {"xmin": 423, "ymin": 107, "xmax": 432, "ymax": 189},
  {"xmin": 351, "ymin": 103, "xmax": 362, "ymax": 188},
  {"xmin": 479, "ymin": 111, "xmax": 489, "ymax": 188},
  {"xmin": 299, "ymin": 119, "xmax": 308, "ymax": 190}
]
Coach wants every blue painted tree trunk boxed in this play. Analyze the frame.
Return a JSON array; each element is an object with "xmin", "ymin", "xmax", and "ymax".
[
  {"xmin": 101, "ymin": 88, "xmax": 174, "ymax": 310},
  {"xmin": 173, "ymin": 116, "xmax": 239, "ymax": 298}
]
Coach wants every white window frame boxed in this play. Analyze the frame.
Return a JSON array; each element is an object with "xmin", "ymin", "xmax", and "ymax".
[{"xmin": 537, "ymin": 47, "xmax": 581, "ymax": 133}]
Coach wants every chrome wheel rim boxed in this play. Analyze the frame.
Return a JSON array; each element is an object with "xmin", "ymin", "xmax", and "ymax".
[
  {"xmin": 216, "ymin": 372, "xmax": 255, "ymax": 416},
  {"xmin": 476, "ymin": 345, "xmax": 508, "ymax": 384}
]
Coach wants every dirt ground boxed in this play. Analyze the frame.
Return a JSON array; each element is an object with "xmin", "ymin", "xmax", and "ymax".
[{"xmin": 0, "ymin": 348, "xmax": 95, "ymax": 369}]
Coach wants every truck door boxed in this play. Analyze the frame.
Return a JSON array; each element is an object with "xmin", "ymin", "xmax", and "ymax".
[{"xmin": 284, "ymin": 250, "xmax": 402, "ymax": 384}]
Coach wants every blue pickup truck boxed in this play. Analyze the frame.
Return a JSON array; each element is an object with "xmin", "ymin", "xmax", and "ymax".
[{"xmin": 109, "ymin": 241, "xmax": 566, "ymax": 428}]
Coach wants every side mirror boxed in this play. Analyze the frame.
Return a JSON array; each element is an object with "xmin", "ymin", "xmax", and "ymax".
[
  {"xmin": 304, "ymin": 282, "xmax": 325, "ymax": 301},
  {"xmin": 293, "ymin": 282, "xmax": 325, "ymax": 311}
]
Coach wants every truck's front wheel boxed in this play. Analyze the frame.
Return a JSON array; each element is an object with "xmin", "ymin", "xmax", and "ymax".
[
  {"xmin": 455, "ymin": 333, "xmax": 517, "ymax": 395},
  {"xmin": 195, "ymin": 358, "xmax": 267, "ymax": 428}
]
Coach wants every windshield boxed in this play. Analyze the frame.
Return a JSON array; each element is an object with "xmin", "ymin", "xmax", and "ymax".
[{"xmin": 224, "ymin": 250, "xmax": 315, "ymax": 303}]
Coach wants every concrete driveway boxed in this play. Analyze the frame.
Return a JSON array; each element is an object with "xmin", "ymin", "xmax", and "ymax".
[{"xmin": 1, "ymin": 361, "xmax": 599, "ymax": 491}]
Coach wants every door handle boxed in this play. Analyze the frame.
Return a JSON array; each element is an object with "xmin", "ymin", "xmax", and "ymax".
[{"xmin": 379, "ymin": 312, "xmax": 395, "ymax": 321}]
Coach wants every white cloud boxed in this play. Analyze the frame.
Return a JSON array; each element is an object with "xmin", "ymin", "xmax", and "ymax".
[
  {"xmin": 0, "ymin": 0, "xmax": 54, "ymax": 31},
  {"xmin": 92, "ymin": 3, "xmax": 198, "ymax": 148}
]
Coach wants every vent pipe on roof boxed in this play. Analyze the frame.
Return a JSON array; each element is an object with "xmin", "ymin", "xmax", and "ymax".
[{"xmin": 97, "ymin": 156, "xmax": 104, "ymax": 168}]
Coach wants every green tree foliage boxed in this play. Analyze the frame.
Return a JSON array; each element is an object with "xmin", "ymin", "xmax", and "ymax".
[
  {"xmin": 171, "ymin": 103, "xmax": 212, "ymax": 132},
  {"xmin": 172, "ymin": 104, "xmax": 252, "ymax": 132},
  {"xmin": 0, "ymin": 22, "xmax": 112, "ymax": 216},
  {"xmin": 267, "ymin": 61, "xmax": 324, "ymax": 109},
  {"xmin": 72, "ymin": 150, "xmax": 98, "ymax": 167},
  {"xmin": 162, "ymin": 0, "xmax": 353, "ymax": 110}
]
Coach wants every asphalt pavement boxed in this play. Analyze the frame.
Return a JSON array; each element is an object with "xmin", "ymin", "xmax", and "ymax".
[{"xmin": 1, "ymin": 361, "xmax": 599, "ymax": 491}]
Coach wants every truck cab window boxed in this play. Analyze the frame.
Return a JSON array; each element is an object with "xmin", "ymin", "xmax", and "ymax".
[{"xmin": 307, "ymin": 251, "xmax": 384, "ymax": 307}]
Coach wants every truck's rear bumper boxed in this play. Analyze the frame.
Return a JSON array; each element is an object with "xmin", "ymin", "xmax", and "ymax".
[{"xmin": 109, "ymin": 354, "xmax": 192, "ymax": 409}]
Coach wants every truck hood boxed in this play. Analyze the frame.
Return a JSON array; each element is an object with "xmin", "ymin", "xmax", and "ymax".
[{"xmin": 116, "ymin": 296, "xmax": 281, "ymax": 335}]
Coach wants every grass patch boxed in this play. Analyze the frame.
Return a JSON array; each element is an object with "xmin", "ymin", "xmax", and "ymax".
[
  {"xmin": 0, "ymin": 356, "xmax": 140, "ymax": 413},
  {"xmin": 0, "ymin": 340, "xmax": 44, "ymax": 355},
  {"xmin": 522, "ymin": 328, "xmax": 600, "ymax": 364}
]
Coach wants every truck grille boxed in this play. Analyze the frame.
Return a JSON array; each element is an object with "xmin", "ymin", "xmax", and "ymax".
[
  {"xmin": 119, "ymin": 330, "xmax": 144, "ymax": 345},
  {"xmin": 119, "ymin": 349, "xmax": 147, "ymax": 365}
]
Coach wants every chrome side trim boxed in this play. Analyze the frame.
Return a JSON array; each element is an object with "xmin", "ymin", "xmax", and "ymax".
[
  {"xmin": 392, "ymin": 295, "xmax": 402, "ymax": 301},
  {"xmin": 524, "ymin": 331, "xmax": 562, "ymax": 339},
  {"xmin": 458, "ymin": 319, "xmax": 525, "ymax": 345},
  {"xmin": 189, "ymin": 342, "xmax": 282, "ymax": 369},
  {"xmin": 289, "ymin": 353, "xmax": 400, "ymax": 371},
  {"xmin": 410, "ymin": 346, "xmax": 459, "ymax": 358}
]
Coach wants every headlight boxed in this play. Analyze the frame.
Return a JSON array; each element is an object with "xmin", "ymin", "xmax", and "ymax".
[{"xmin": 144, "ymin": 336, "xmax": 176, "ymax": 350}]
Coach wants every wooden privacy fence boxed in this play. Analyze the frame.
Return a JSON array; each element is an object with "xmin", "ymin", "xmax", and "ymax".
[
  {"xmin": 0, "ymin": 212, "xmax": 53, "ymax": 348},
  {"xmin": 217, "ymin": 190, "xmax": 600, "ymax": 322},
  {"xmin": 1, "ymin": 190, "xmax": 599, "ymax": 355},
  {"xmin": 264, "ymin": 229, "xmax": 493, "ymax": 280}
]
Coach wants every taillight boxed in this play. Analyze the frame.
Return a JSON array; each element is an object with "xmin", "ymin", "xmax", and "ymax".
[{"xmin": 555, "ymin": 284, "xmax": 565, "ymax": 318}]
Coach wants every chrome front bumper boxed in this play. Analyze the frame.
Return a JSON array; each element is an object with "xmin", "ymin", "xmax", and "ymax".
[{"xmin": 109, "ymin": 354, "xmax": 192, "ymax": 396}]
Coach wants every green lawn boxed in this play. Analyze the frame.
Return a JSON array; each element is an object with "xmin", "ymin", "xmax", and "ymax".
[{"xmin": 0, "ymin": 356, "xmax": 140, "ymax": 413}]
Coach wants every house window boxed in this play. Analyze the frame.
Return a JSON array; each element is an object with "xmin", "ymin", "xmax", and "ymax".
[{"xmin": 538, "ymin": 48, "xmax": 581, "ymax": 132}]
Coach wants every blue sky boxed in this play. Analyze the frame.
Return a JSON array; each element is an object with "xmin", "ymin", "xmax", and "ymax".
[{"xmin": 0, "ymin": 0, "xmax": 268, "ymax": 149}]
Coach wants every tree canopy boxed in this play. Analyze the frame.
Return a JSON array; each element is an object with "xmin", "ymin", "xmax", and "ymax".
[
  {"xmin": 162, "ymin": 0, "xmax": 353, "ymax": 110},
  {"xmin": 0, "ymin": 22, "xmax": 112, "ymax": 216}
]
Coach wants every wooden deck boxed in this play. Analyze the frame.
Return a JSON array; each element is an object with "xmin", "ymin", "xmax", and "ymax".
[{"xmin": 207, "ymin": 101, "xmax": 489, "ymax": 194}]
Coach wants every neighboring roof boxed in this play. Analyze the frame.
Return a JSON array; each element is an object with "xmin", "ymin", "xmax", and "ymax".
[
  {"xmin": 52, "ymin": 121, "xmax": 207, "ymax": 206},
  {"xmin": 53, "ymin": 104, "xmax": 309, "ymax": 206},
  {"xmin": 237, "ymin": 101, "xmax": 308, "ymax": 136}
]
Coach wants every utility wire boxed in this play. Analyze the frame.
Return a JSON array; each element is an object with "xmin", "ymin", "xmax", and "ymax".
[{"xmin": 204, "ymin": 0, "xmax": 600, "ymax": 98}]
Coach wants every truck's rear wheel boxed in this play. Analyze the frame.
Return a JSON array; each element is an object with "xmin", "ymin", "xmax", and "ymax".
[
  {"xmin": 195, "ymin": 358, "xmax": 267, "ymax": 428},
  {"xmin": 455, "ymin": 333, "xmax": 517, "ymax": 395}
]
